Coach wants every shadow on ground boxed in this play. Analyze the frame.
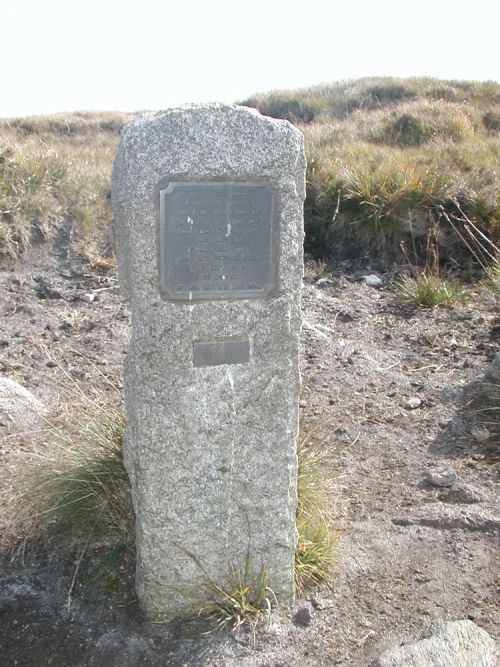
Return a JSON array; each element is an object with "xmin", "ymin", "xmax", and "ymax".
[
  {"xmin": 430, "ymin": 374, "xmax": 500, "ymax": 465},
  {"xmin": 0, "ymin": 550, "xmax": 236, "ymax": 667}
]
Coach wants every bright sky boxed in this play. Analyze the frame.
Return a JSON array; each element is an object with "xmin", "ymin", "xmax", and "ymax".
[{"xmin": 2, "ymin": 0, "xmax": 499, "ymax": 118}]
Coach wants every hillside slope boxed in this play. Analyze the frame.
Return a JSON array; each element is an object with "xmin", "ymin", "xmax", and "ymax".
[
  {"xmin": 0, "ymin": 77, "xmax": 499, "ymax": 269},
  {"xmin": 243, "ymin": 77, "xmax": 500, "ymax": 263},
  {"xmin": 0, "ymin": 79, "xmax": 498, "ymax": 665}
]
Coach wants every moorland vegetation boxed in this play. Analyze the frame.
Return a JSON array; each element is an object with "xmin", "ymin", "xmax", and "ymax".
[
  {"xmin": 1, "ymin": 77, "xmax": 499, "ymax": 274},
  {"xmin": 242, "ymin": 77, "xmax": 500, "ymax": 267},
  {"xmin": 0, "ymin": 78, "xmax": 498, "ymax": 624}
]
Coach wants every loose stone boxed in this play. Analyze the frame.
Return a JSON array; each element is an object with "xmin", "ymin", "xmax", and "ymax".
[
  {"xmin": 373, "ymin": 619, "xmax": 496, "ymax": 667},
  {"xmin": 362, "ymin": 274, "xmax": 382, "ymax": 287},
  {"xmin": 404, "ymin": 397, "xmax": 422, "ymax": 410},
  {"xmin": 293, "ymin": 604, "xmax": 314, "ymax": 627},
  {"xmin": 426, "ymin": 468, "xmax": 457, "ymax": 488}
]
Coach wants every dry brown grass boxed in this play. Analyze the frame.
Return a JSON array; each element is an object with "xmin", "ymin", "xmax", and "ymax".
[
  {"xmin": 295, "ymin": 425, "xmax": 337, "ymax": 594},
  {"xmin": 0, "ymin": 363, "xmax": 132, "ymax": 559},
  {"xmin": 244, "ymin": 78, "xmax": 500, "ymax": 264},
  {"xmin": 0, "ymin": 112, "xmax": 132, "ymax": 261},
  {"xmin": 2, "ymin": 80, "xmax": 499, "ymax": 270}
]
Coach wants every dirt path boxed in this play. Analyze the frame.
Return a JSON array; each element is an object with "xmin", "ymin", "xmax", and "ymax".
[{"xmin": 0, "ymin": 250, "xmax": 498, "ymax": 666}]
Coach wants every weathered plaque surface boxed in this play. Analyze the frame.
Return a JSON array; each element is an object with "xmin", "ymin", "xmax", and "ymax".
[
  {"xmin": 193, "ymin": 338, "xmax": 250, "ymax": 367},
  {"xmin": 160, "ymin": 182, "xmax": 275, "ymax": 300}
]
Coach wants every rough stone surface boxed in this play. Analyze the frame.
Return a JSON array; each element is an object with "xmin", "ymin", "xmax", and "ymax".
[
  {"xmin": 0, "ymin": 376, "xmax": 45, "ymax": 432},
  {"xmin": 373, "ymin": 619, "xmax": 497, "ymax": 666},
  {"xmin": 362, "ymin": 274, "xmax": 382, "ymax": 287},
  {"xmin": 82, "ymin": 292, "xmax": 96, "ymax": 303},
  {"xmin": 404, "ymin": 397, "xmax": 422, "ymax": 410},
  {"xmin": 426, "ymin": 468, "xmax": 457, "ymax": 488},
  {"xmin": 392, "ymin": 504, "xmax": 500, "ymax": 531},
  {"xmin": 485, "ymin": 352, "xmax": 500, "ymax": 383},
  {"xmin": 293, "ymin": 604, "xmax": 314, "ymax": 627},
  {"xmin": 439, "ymin": 483, "xmax": 485, "ymax": 504},
  {"xmin": 112, "ymin": 104, "xmax": 305, "ymax": 619}
]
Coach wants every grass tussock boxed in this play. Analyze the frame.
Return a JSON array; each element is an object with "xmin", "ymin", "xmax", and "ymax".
[
  {"xmin": 200, "ymin": 563, "xmax": 274, "ymax": 631},
  {"xmin": 394, "ymin": 231, "xmax": 469, "ymax": 308},
  {"xmin": 0, "ymin": 112, "xmax": 131, "ymax": 261},
  {"xmin": 243, "ymin": 77, "xmax": 500, "ymax": 264},
  {"xmin": 395, "ymin": 272, "xmax": 467, "ymax": 308},
  {"xmin": 485, "ymin": 260, "xmax": 500, "ymax": 296},
  {"xmin": 295, "ymin": 427, "xmax": 337, "ymax": 594},
  {"xmin": 3, "ymin": 389, "xmax": 133, "ymax": 556}
]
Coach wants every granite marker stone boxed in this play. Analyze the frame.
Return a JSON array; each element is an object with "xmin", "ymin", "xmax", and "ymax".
[{"xmin": 112, "ymin": 104, "xmax": 305, "ymax": 619}]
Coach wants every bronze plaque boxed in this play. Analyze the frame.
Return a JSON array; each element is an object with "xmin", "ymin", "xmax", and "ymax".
[
  {"xmin": 160, "ymin": 182, "xmax": 276, "ymax": 300},
  {"xmin": 193, "ymin": 339, "xmax": 250, "ymax": 367}
]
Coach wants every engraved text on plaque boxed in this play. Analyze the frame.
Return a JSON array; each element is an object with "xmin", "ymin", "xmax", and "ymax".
[{"xmin": 160, "ymin": 182, "xmax": 275, "ymax": 300}]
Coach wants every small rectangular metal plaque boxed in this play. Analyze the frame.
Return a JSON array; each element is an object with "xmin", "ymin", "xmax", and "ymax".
[
  {"xmin": 193, "ymin": 339, "xmax": 250, "ymax": 367},
  {"xmin": 160, "ymin": 181, "xmax": 276, "ymax": 300}
]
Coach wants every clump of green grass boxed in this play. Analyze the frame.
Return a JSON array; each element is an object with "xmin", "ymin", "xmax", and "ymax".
[
  {"xmin": 395, "ymin": 272, "xmax": 467, "ymax": 308},
  {"xmin": 295, "ymin": 428, "xmax": 337, "ymax": 594},
  {"xmin": 245, "ymin": 77, "xmax": 500, "ymax": 263},
  {"xmin": 485, "ymin": 260, "xmax": 500, "ymax": 296},
  {"xmin": 376, "ymin": 112, "xmax": 432, "ymax": 147},
  {"xmin": 371, "ymin": 103, "xmax": 476, "ymax": 147},
  {"xmin": 200, "ymin": 563, "xmax": 274, "ymax": 631},
  {"xmin": 394, "ymin": 228, "xmax": 470, "ymax": 308},
  {"xmin": 4, "ymin": 392, "xmax": 133, "ymax": 555},
  {"xmin": 482, "ymin": 110, "xmax": 500, "ymax": 132},
  {"xmin": 0, "ymin": 112, "xmax": 129, "ymax": 261}
]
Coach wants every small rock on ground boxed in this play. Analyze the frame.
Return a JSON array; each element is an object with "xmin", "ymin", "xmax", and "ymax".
[
  {"xmin": 439, "ymin": 484, "xmax": 484, "ymax": 504},
  {"xmin": 404, "ymin": 397, "xmax": 422, "ymax": 410},
  {"xmin": 0, "ymin": 377, "xmax": 45, "ymax": 432},
  {"xmin": 293, "ymin": 604, "xmax": 314, "ymax": 627},
  {"xmin": 315, "ymin": 278, "xmax": 332, "ymax": 289},
  {"xmin": 426, "ymin": 468, "xmax": 457, "ymax": 488},
  {"xmin": 362, "ymin": 274, "xmax": 383, "ymax": 287}
]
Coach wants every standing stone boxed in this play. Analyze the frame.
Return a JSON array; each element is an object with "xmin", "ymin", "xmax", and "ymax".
[{"xmin": 112, "ymin": 104, "xmax": 305, "ymax": 619}]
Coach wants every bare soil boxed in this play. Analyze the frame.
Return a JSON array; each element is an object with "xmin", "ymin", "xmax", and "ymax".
[{"xmin": 0, "ymin": 241, "xmax": 498, "ymax": 666}]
